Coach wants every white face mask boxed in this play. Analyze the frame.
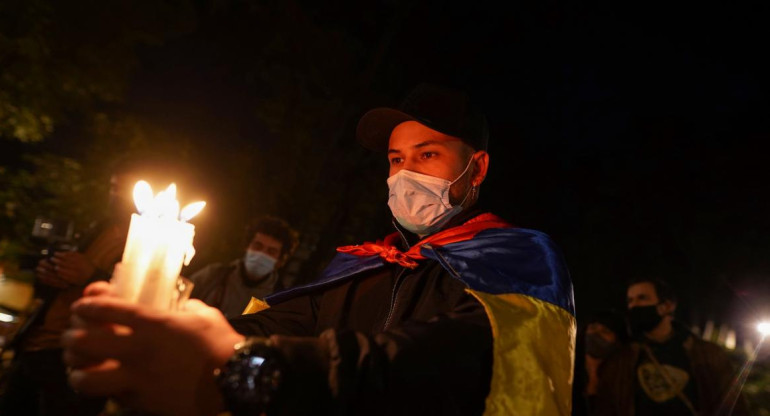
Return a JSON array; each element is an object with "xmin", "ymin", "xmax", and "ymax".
[
  {"xmin": 387, "ymin": 157, "xmax": 474, "ymax": 236},
  {"xmin": 243, "ymin": 250, "xmax": 277, "ymax": 279}
]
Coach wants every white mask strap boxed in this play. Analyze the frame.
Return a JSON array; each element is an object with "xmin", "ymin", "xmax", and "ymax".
[{"xmin": 449, "ymin": 155, "xmax": 476, "ymax": 187}]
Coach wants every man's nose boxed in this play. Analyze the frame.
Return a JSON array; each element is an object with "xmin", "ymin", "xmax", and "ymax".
[{"xmin": 401, "ymin": 159, "xmax": 423, "ymax": 175}]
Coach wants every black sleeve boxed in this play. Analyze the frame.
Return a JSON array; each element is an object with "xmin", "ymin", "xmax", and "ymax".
[
  {"xmin": 268, "ymin": 291, "xmax": 493, "ymax": 416},
  {"xmin": 188, "ymin": 263, "xmax": 226, "ymax": 301},
  {"xmin": 227, "ymin": 292, "xmax": 320, "ymax": 337},
  {"xmin": 88, "ymin": 267, "xmax": 112, "ymax": 283}
]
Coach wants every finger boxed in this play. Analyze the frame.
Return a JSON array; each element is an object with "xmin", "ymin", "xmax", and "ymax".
[
  {"xmin": 36, "ymin": 267, "xmax": 57, "ymax": 279},
  {"xmin": 68, "ymin": 359, "xmax": 131, "ymax": 397},
  {"xmin": 63, "ymin": 349, "xmax": 106, "ymax": 370},
  {"xmin": 38, "ymin": 274, "xmax": 68, "ymax": 287},
  {"xmin": 42, "ymin": 280, "xmax": 69, "ymax": 289},
  {"xmin": 50, "ymin": 255, "xmax": 70, "ymax": 267},
  {"xmin": 184, "ymin": 299, "xmax": 229, "ymax": 323},
  {"xmin": 53, "ymin": 251, "xmax": 77, "ymax": 261},
  {"xmin": 82, "ymin": 281, "xmax": 115, "ymax": 297},
  {"xmin": 36, "ymin": 260, "xmax": 54, "ymax": 271},
  {"xmin": 53, "ymin": 267, "xmax": 76, "ymax": 280},
  {"xmin": 183, "ymin": 298, "xmax": 210, "ymax": 313},
  {"xmin": 70, "ymin": 314, "xmax": 87, "ymax": 329},
  {"xmin": 72, "ymin": 296, "xmax": 162, "ymax": 329},
  {"xmin": 56, "ymin": 268, "xmax": 88, "ymax": 285},
  {"xmin": 62, "ymin": 327, "xmax": 135, "ymax": 363}
]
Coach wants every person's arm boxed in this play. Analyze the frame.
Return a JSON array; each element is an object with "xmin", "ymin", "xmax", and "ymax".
[
  {"xmin": 224, "ymin": 291, "xmax": 492, "ymax": 416},
  {"xmin": 187, "ymin": 264, "xmax": 221, "ymax": 301},
  {"xmin": 324, "ymin": 295, "xmax": 492, "ymax": 416},
  {"xmin": 584, "ymin": 355, "xmax": 603, "ymax": 396},
  {"xmin": 227, "ymin": 292, "xmax": 320, "ymax": 337},
  {"xmin": 591, "ymin": 345, "xmax": 639, "ymax": 416},
  {"xmin": 64, "ymin": 282, "xmax": 491, "ymax": 416}
]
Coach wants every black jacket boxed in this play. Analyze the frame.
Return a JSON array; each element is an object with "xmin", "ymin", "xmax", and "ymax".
[{"xmin": 229, "ymin": 213, "xmax": 493, "ymax": 416}]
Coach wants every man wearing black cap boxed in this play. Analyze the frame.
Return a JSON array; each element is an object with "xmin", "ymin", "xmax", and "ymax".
[{"xmin": 62, "ymin": 85, "xmax": 576, "ymax": 416}]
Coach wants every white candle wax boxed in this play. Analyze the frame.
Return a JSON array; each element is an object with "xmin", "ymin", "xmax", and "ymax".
[{"xmin": 111, "ymin": 182, "xmax": 202, "ymax": 311}]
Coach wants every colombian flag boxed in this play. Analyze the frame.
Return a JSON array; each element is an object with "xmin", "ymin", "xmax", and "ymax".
[{"xmin": 243, "ymin": 213, "xmax": 576, "ymax": 415}]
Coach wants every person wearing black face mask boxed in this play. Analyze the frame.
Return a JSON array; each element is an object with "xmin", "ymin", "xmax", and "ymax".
[
  {"xmin": 572, "ymin": 310, "xmax": 627, "ymax": 416},
  {"xmin": 593, "ymin": 278, "xmax": 749, "ymax": 416}
]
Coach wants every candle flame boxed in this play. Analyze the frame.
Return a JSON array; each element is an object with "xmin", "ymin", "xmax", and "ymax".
[
  {"xmin": 166, "ymin": 183, "xmax": 177, "ymax": 200},
  {"xmin": 131, "ymin": 181, "xmax": 205, "ymax": 221},
  {"xmin": 180, "ymin": 201, "xmax": 206, "ymax": 222},
  {"xmin": 155, "ymin": 184, "xmax": 179, "ymax": 219},
  {"xmin": 133, "ymin": 181, "xmax": 154, "ymax": 214}
]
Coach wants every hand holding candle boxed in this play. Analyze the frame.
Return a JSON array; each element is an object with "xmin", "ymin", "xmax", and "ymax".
[{"xmin": 110, "ymin": 181, "xmax": 205, "ymax": 310}]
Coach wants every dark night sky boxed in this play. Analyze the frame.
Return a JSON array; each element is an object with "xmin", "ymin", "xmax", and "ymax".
[{"xmin": 3, "ymin": 0, "xmax": 770, "ymax": 340}]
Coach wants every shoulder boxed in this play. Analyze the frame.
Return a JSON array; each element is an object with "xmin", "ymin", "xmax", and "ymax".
[
  {"xmin": 681, "ymin": 333, "xmax": 739, "ymax": 375},
  {"xmin": 685, "ymin": 335, "xmax": 729, "ymax": 357},
  {"xmin": 190, "ymin": 260, "xmax": 238, "ymax": 282},
  {"xmin": 425, "ymin": 226, "xmax": 574, "ymax": 314},
  {"xmin": 430, "ymin": 226, "xmax": 567, "ymax": 272}
]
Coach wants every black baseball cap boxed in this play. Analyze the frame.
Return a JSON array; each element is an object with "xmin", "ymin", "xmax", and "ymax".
[{"xmin": 356, "ymin": 83, "xmax": 489, "ymax": 152}]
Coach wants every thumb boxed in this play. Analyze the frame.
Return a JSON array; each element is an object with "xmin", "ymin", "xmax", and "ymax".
[{"xmin": 183, "ymin": 299, "xmax": 209, "ymax": 313}]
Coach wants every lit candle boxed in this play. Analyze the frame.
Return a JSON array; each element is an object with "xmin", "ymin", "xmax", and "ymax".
[{"xmin": 111, "ymin": 181, "xmax": 205, "ymax": 310}]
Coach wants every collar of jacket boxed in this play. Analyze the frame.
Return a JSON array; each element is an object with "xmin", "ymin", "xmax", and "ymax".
[
  {"xmin": 337, "ymin": 212, "xmax": 511, "ymax": 269},
  {"xmin": 266, "ymin": 214, "xmax": 574, "ymax": 316}
]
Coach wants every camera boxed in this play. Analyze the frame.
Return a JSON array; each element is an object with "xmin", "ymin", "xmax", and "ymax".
[{"xmin": 30, "ymin": 217, "xmax": 78, "ymax": 260}]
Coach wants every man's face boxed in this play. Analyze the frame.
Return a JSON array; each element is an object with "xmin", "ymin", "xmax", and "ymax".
[
  {"xmin": 627, "ymin": 282, "xmax": 675, "ymax": 317},
  {"xmin": 626, "ymin": 282, "xmax": 659, "ymax": 308},
  {"xmin": 388, "ymin": 121, "xmax": 482, "ymax": 205},
  {"xmin": 247, "ymin": 232, "xmax": 284, "ymax": 265}
]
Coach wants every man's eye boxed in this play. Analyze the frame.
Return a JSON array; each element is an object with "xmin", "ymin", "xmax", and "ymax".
[
  {"xmin": 390, "ymin": 157, "xmax": 403, "ymax": 165},
  {"xmin": 421, "ymin": 152, "xmax": 437, "ymax": 159}
]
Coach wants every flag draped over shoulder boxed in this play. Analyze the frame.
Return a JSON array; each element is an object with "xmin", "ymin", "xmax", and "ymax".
[{"xmin": 244, "ymin": 213, "xmax": 576, "ymax": 415}]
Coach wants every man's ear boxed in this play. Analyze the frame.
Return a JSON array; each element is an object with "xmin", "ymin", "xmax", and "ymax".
[
  {"xmin": 659, "ymin": 300, "xmax": 677, "ymax": 316},
  {"xmin": 471, "ymin": 150, "xmax": 489, "ymax": 187},
  {"xmin": 276, "ymin": 253, "xmax": 290, "ymax": 270}
]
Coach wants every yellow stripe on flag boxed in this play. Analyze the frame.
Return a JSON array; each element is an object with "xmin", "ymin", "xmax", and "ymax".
[
  {"xmin": 467, "ymin": 290, "xmax": 576, "ymax": 416},
  {"xmin": 242, "ymin": 297, "xmax": 270, "ymax": 315}
]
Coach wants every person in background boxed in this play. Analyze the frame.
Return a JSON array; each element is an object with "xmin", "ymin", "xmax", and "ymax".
[
  {"xmin": 0, "ymin": 159, "xmax": 137, "ymax": 416},
  {"xmin": 594, "ymin": 277, "xmax": 749, "ymax": 416},
  {"xmin": 572, "ymin": 309, "xmax": 627, "ymax": 416},
  {"xmin": 189, "ymin": 216, "xmax": 299, "ymax": 319}
]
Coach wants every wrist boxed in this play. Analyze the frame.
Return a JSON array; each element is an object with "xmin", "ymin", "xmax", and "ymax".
[
  {"xmin": 215, "ymin": 337, "xmax": 286, "ymax": 416},
  {"xmin": 213, "ymin": 333, "xmax": 247, "ymax": 369}
]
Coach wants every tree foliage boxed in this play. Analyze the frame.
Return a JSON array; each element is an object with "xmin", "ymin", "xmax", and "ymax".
[{"xmin": 0, "ymin": 0, "xmax": 196, "ymax": 142}]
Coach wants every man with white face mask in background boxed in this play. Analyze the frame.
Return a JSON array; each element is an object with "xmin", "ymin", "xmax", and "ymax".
[
  {"xmin": 188, "ymin": 216, "xmax": 299, "ymax": 318},
  {"xmin": 62, "ymin": 84, "xmax": 576, "ymax": 416}
]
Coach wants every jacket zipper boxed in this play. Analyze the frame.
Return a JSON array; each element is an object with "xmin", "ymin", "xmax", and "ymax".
[
  {"xmin": 383, "ymin": 267, "xmax": 407, "ymax": 330},
  {"xmin": 383, "ymin": 219, "xmax": 414, "ymax": 331}
]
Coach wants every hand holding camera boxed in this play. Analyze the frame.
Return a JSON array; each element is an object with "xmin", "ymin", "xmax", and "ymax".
[
  {"xmin": 35, "ymin": 252, "xmax": 96, "ymax": 288},
  {"xmin": 49, "ymin": 251, "xmax": 96, "ymax": 286}
]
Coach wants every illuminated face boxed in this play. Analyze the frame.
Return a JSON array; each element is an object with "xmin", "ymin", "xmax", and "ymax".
[
  {"xmin": 626, "ymin": 282, "xmax": 659, "ymax": 308},
  {"xmin": 627, "ymin": 281, "xmax": 676, "ymax": 319},
  {"xmin": 387, "ymin": 121, "xmax": 488, "ymax": 205},
  {"xmin": 248, "ymin": 232, "xmax": 284, "ymax": 264}
]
